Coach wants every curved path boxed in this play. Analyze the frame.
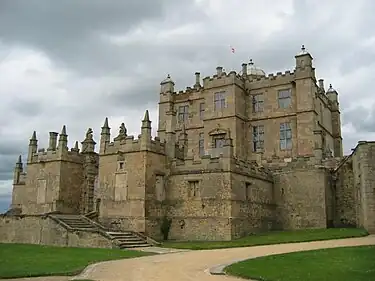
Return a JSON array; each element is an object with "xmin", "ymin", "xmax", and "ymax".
[
  {"xmin": 7, "ymin": 235, "xmax": 375, "ymax": 281},
  {"xmin": 74, "ymin": 235, "xmax": 375, "ymax": 281}
]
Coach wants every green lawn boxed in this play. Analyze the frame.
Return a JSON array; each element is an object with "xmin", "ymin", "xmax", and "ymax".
[
  {"xmin": 0, "ymin": 243, "xmax": 153, "ymax": 279},
  {"xmin": 225, "ymin": 245, "xmax": 375, "ymax": 281},
  {"xmin": 162, "ymin": 228, "xmax": 368, "ymax": 250}
]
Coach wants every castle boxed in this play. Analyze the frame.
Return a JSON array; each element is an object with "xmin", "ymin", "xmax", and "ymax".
[{"xmin": 2, "ymin": 45, "xmax": 374, "ymax": 248}]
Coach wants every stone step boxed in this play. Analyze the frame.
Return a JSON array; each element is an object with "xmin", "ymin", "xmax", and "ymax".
[
  {"xmin": 116, "ymin": 237, "xmax": 144, "ymax": 242},
  {"xmin": 119, "ymin": 243, "xmax": 150, "ymax": 248}
]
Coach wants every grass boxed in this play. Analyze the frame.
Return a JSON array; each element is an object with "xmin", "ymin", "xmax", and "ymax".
[
  {"xmin": 162, "ymin": 228, "xmax": 369, "ymax": 250},
  {"xmin": 225, "ymin": 245, "xmax": 375, "ymax": 281},
  {"xmin": 0, "ymin": 243, "xmax": 154, "ymax": 279}
]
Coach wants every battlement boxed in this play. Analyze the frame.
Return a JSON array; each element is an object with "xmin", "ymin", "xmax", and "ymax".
[
  {"xmin": 31, "ymin": 147, "xmax": 83, "ymax": 164},
  {"xmin": 171, "ymin": 150, "xmax": 273, "ymax": 182},
  {"xmin": 247, "ymin": 70, "xmax": 296, "ymax": 90},
  {"xmin": 103, "ymin": 135, "xmax": 165, "ymax": 155},
  {"xmin": 202, "ymin": 70, "xmax": 244, "ymax": 90}
]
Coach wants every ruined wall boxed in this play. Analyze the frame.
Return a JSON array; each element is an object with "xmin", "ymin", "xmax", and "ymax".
[
  {"xmin": 0, "ymin": 215, "xmax": 112, "ymax": 248},
  {"xmin": 273, "ymin": 162, "xmax": 328, "ymax": 230},
  {"xmin": 334, "ymin": 159, "xmax": 357, "ymax": 226}
]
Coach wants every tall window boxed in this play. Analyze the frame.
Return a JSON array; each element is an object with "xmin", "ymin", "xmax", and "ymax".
[
  {"xmin": 214, "ymin": 91, "xmax": 226, "ymax": 110},
  {"xmin": 178, "ymin": 105, "xmax": 189, "ymax": 122},
  {"xmin": 278, "ymin": 89, "xmax": 291, "ymax": 108},
  {"xmin": 199, "ymin": 102, "xmax": 205, "ymax": 120},
  {"xmin": 252, "ymin": 125, "xmax": 264, "ymax": 151},
  {"xmin": 252, "ymin": 94, "xmax": 264, "ymax": 112},
  {"xmin": 280, "ymin": 122, "xmax": 292, "ymax": 150},
  {"xmin": 199, "ymin": 133, "xmax": 204, "ymax": 156}
]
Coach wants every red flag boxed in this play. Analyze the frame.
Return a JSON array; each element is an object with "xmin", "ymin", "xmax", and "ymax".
[{"xmin": 230, "ymin": 46, "xmax": 235, "ymax": 53}]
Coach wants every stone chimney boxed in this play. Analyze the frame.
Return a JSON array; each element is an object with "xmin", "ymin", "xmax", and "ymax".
[
  {"xmin": 194, "ymin": 72, "xmax": 201, "ymax": 88},
  {"xmin": 242, "ymin": 63, "xmax": 248, "ymax": 76},
  {"xmin": 318, "ymin": 79, "xmax": 325, "ymax": 91},
  {"xmin": 216, "ymin": 66, "xmax": 223, "ymax": 76},
  {"xmin": 47, "ymin": 132, "xmax": 59, "ymax": 151}
]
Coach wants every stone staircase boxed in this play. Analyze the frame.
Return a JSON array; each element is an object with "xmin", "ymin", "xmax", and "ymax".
[{"xmin": 49, "ymin": 214, "xmax": 152, "ymax": 249}]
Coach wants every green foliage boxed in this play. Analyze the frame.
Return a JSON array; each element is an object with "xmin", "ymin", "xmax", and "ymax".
[
  {"xmin": 162, "ymin": 228, "xmax": 369, "ymax": 250},
  {"xmin": 225, "ymin": 245, "xmax": 375, "ymax": 281},
  {"xmin": 0, "ymin": 243, "xmax": 153, "ymax": 278},
  {"xmin": 160, "ymin": 216, "xmax": 172, "ymax": 241}
]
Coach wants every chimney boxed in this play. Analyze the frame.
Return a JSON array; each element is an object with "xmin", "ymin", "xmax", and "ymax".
[
  {"xmin": 318, "ymin": 79, "xmax": 325, "ymax": 90},
  {"xmin": 242, "ymin": 63, "xmax": 247, "ymax": 76},
  {"xmin": 216, "ymin": 66, "xmax": 223, "ymax": 76},
  {"xmin": 47, "ymin": 132, "xmax": 59, "ymax": 151},
  {"xmin": 194, "ymin": 72, "xmax": 201, "ymax": 88}
]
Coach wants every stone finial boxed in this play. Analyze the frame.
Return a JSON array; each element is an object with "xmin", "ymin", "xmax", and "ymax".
[
  {"xmin": 143, "ymin": 110, "xmax": 150, "ymax": 122},
  {"xmin": 81, "ymin": 128, "xmax": 96, "ymax": 153},
  {"xmin": 114, "ymin": 123, "xmax": 127, "ymax": 141},
  {"xmin": 17, "ymin": 155, "xmax": 22, "ymax": 164},
  {"xmin": 103, "ymin": 117, "xmax": 109, "ymax": 128},
  {"xmin": 60, "ymin": 125, "xmax": 67, "ymax": 135},
  {"xmin": 85, "ymin": 128, "xmax": 93, "ymax": 140},
  {"xmin": 249, "ymin": 59, "xmax": 254, "ymax": 66},
  {"xmin": 31, "ymin": 131, "xmax": 37, "ymax": 141}
]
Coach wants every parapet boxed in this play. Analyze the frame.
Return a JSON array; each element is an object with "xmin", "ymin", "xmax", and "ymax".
[
  {"xmin": 202, "ymin": 70, "xmax": 244, "ymax": 90},
  {"xmin": 247, "ymin": 70, "xmax": 295, "ymax": 90},
  {"xmin": 103, "ymin": 135, "xmax": 166, "ymax": 155},
  {"xmin": 32, "ymin": 146, "xmax": 83, "ymax": 164}
]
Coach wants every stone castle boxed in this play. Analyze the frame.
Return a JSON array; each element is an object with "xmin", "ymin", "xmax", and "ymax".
[{"xmin": 1, "ymin": 45, "xmax": 374, "ymax": 248}]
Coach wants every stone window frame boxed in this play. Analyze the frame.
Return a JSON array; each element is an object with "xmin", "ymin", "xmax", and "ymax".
[
  {"xmin": 280, "ymin": 122, "xmax": 292, "ymax": 150},
  {"xmin": 188, "ymin": 180, "xmax": 200, "ymax": 198},
  {"xmin": 178, "ymin": 105, "xmax": 189, "ymax": 123},
  {"xmin": 278, "ymin": 89, "xmax": 292, "ymax": 109},
  {"xmin": 252, "ymin": 125, "xmax": 264, "ymax": 152},
  {"xmin": 214, "ymin": 91, "xmax": 226, "ymax": 111},
  {"xmin": 252, "ymin": 93, "xmax": 264, "ymax": 113},
  {"xmin": 118, "ymin": 161, "xmax": 124, "ymax": 170},
  {"xmin": 199, "ymin": 102, "xmax": 205, "ymax": 120},
  {"xmin": 199, "ymin": 132, "xmax": 205, "ymax": 156},
  {"xmin": 245, "ymin": 182, "xmax": 252, "ymax": 200}
]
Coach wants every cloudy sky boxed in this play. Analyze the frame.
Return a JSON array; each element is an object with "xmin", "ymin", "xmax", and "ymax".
[{"xmin": 0, "ymin": 0, "xmax": 375, "ymax": 212}]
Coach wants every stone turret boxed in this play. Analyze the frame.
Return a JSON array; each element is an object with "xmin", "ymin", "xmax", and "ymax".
[
  {"xmin": 295, "ymin": 45, "xmax": 313, "ymax": 70},
  {"xmin": 27, "ymin": 131, "xmax": 37, "ymax": 163},
  {"xmin": 13, "ymin": 155, "xmax": 23, "ymax": 184},
  {"xmin": 160, "ymin": 74, "xmax": 175, "ymax": 94},
  {"xmin": 100, "ymin": 117, "xmax": 111, "ymax": 154},
  {"xmin": 326, "ymin": 84, "xmax": 343, "ymax": 157}
]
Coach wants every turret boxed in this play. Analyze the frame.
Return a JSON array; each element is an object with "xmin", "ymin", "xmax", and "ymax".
[
  {"xmin": 81, "ymin": 128, "xmax": 96, "ymax": 153},
  {"xmin": 100, "ymin": 117, "xmax": 111, "ymax": 154},
  {"xmin": 47, "ymin": 132, "xmax": 59, "ymax": 151},
  {"xmin": 160, "ymin": 74, "xmax": 175, "ymax": 94},
  {"xmin": 295, "ymin": 45, "xmax": 313, "ymax": 70},
  {"xmin": 57, "ymin": 125, "xmax": 68, "ymax": 155},
  {"xmin": 140, "ymin": 110, "xmax": 152, "ymax": 150},
  {"xmin": 326, "ymin": 84, "xmax": 343, "ymax": 157},
  {"xmin": 27, "ymin": 131, "xmax": 37, "ymax": 163},
  {"xmin": 13, "ymin": 155, "xmax": 23, "ymax": 184}
]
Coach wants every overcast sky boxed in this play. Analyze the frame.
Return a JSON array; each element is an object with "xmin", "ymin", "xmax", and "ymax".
[{"xmin": 1, "ymin": 0, "xmax": 375, "ymax": 212}]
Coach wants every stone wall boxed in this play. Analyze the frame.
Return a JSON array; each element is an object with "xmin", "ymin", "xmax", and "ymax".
[
  {"xmin": 0, "ymin": 215, "xmax": 113, "ymax": 248},
  {"xmin": 273, "ymin": 166, "xmax": 328, "ymax": 230}
]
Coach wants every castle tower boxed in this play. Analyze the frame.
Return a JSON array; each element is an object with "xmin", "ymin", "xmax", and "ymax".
[
  {"xmin": 13, "ymin": 155, "xmax": 23, "ymax": 185},
  {"xmin": 100, "ymin": 117, "xmax": 111, "ymax": 154},
  {"xmin": 57, "ymin": 125, "xmax": 68, "ymax": 156},
  {"xmin": 140, "ymin": 110, "xmax": 152, "ymax": 150},
  {"xmin": 27, "ymin": 131, "xmax": 37, "ymax": 163},
  {"xmin": 326, "ymin": 84, "xmax": 343, "ymax": 157},
  {"xmin": 294, "ymin": 45, "xmax": 318, "ymax": 157}
]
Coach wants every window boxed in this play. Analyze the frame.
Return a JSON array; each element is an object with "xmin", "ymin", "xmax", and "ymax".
[
  {"xmin": 199, "ymin": 102, "xmax": 205, "ymax": 120},
  {"xmin": 214, "ymin": 136, "xmax": 225, "ymax": 148},
  {"xmin": 178, "ymin": 105, "xmax": 189, "ymax": 122},
  {"xmin": 252, "ymin": 94, "xmax": 264, "ymax": 112},
  {"xmin": 252, "ymin": 125, "xmax": 264, "ymax": 151},
  {"xmin": 188, "ymin": 181, "xmax": 199, "ymax": 197},
  {"xmin": 278, "ymin": 89, "xmax": 291, "ymax": 108},
  {"xmin": 214, "ymin": 91, "xmax": 226, "ymax": 110},
  {"xmin": 199, "ymin": 133, "xmax": 204, "ymax": 156},
  {"xmin": 119, "ymin": 162, "xmax": 124, "ymax": 170},
  {"xmin": 280, "ymin": 122, "xmax": 292, "ymax": 150}
]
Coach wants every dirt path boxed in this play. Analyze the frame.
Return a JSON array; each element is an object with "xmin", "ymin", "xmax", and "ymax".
[{"xmin": 6, "ymin": 235, "xmax": 375, "ymax": 281}]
